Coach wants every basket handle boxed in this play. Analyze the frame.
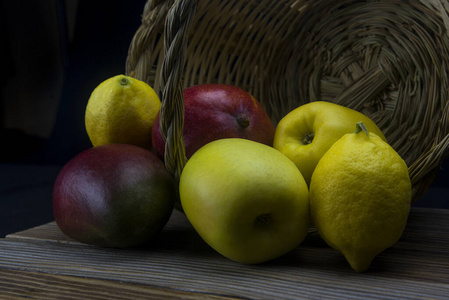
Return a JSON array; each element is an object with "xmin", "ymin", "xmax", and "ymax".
[{"xmin": 159, "ymin": 0, "xmax": 198, "ymax": 180}]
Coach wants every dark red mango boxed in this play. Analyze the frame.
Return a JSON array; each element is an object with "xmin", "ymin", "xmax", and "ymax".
[{"xmin": 53, "ymin": 144, "xmax": 176, "ymax": 248}]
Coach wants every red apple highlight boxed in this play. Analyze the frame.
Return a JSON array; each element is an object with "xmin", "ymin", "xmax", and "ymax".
[{"xmin": 152, "ymin": 83, "xmax": 275, "ymax": 159}]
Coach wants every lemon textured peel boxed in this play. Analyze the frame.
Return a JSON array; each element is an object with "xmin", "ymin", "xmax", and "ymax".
[
  {"xmin": 309, "ymin": 122, "xmax": 412, "ymax": 272},
  {"xmin": 85, "ymin": 75, "xmax": 161, "ymax": 149}
]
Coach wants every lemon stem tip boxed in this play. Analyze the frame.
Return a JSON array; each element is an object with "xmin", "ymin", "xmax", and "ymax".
[
  {"xmin": 355, "ymin": 122, "xmax": 369, "ymax": 137},
  {"xmin": 119, "ymin": 77, "xmax": 129, "ymax": 86}
]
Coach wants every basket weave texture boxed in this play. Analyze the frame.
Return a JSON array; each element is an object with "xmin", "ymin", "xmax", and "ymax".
[{"xmin": 126, "ymin": 0, "xmax": 449, "ymax": 202}]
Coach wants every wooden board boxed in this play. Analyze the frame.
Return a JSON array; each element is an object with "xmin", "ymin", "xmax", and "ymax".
[{"xmin": 1, "ymin": 208, "xmax": 449, "ymax": 299}]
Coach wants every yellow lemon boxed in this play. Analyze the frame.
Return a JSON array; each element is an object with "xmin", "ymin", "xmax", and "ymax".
[
  {"xmin": 85, "ymin": 75, "xmax": 161, "ymax": 149},
  {"xmin": 309, "ymin": 122, "xmax": 412, "ymax": 272}
]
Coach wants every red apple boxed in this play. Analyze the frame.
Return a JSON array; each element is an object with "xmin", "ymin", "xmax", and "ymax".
[
  {"xmin": 152, "ymin": 83, "xmax": 275, "ymax": 159},
  {"xmin": 52, "ymin": 144, "xmax": 176, "ymax": 248}
]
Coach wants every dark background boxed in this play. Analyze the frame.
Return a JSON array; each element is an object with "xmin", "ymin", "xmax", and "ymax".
[
  {"xmin": 0, "ymin": 0, "xmax": 147, "ymax": 237},
  {"xmin": 1, "ymin": 0, "xmax": 448, "ymax": 238}
]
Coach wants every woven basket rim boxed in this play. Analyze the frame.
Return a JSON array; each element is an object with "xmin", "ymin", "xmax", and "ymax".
[{"xmin": 126, "ymin": 0, "xmax": 449, "ymax": 202}]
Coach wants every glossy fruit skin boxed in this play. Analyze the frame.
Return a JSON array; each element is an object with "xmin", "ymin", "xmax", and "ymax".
[
  {"xmin": 273, "ymin": 101, "xmax": 387, "ymax": 185},
  {"xmin": 152, "ymin": 83, "xmax": 275, "ymax": 160},
  {"xmin": 53, "ymin": 144, "xmax": 176, "ymax": 248},
  {"xmin": 179, "ymin": 138, "xmax": 309, "ymax": 264}
]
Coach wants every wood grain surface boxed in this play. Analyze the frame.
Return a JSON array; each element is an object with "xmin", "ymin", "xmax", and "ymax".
[{"xmin": 1, "ymin": 208, "xmax": 448, "ymax": 299}]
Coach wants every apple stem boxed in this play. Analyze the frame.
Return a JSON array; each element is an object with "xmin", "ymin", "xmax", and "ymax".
[
  {"xmin": 237, "ymin": 114, "xmax": 250, "ymax": 128},
  {"xmin": 302, "ymin": 132, "xmax": 315, "ymax": 145},
  {"xmin": 355, "ymin": 121, "xmax": 369, "ymax": 137}
]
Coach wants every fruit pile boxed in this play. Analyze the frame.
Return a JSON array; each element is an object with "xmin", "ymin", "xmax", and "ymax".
[{"xmin": 53, "ymin": 74, "xmax": 412, "ymax": 272}]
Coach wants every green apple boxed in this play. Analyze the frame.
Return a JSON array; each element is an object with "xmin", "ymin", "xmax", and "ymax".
[
  {"xmin": 179, "ymin": 138, "xmax": 309, "ymax": 264},
  {"xmin": 273, "ymin": 101, "xmax": 387, "ymax": 185}
]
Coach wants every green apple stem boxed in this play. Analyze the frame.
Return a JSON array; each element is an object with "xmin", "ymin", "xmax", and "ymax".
[
  {"xmin": 302, "ymin": 132, "xmax": 314, "ymax": 145},
  {"xmin": 355, "ymin": 121, "xmax": 369, "ymax": 137}
]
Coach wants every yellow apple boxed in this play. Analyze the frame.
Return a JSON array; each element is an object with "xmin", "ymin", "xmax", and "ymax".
[
  {"xmin": 273, "ymin": 101, "xmax": 387, "ymax": 185},
  {"xmin": 179, "ymin": 138, "xmax": 309, "ymax": 264}
]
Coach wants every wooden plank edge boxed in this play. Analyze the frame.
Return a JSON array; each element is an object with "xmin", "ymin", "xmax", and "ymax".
[
  {"xmin": 0, "ymin": 268, "xmax": 241, "ymax": 300},
  {"xmin": 4, "ymin": 222, "xmax": 79, "ymax": 245}
]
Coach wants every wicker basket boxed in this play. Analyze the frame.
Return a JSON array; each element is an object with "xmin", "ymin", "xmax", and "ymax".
[{"xmin": 126, "ymin": 0, "xmax": 449, "ymax": 203}]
